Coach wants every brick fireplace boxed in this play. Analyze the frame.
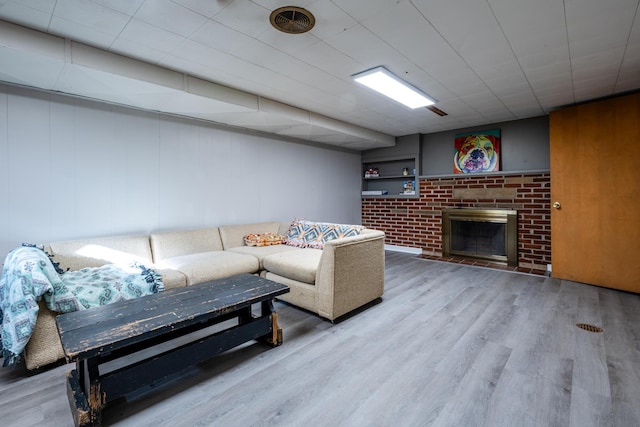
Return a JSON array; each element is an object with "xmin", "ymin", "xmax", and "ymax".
[{"xmin": 361, "ymin": 172, "xmax": 551, "ymax": 271}]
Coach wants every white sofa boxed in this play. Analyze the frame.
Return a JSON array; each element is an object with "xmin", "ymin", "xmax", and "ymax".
[{"xmin": 23, "ymin": 221, "xmax": 385, "ymax": 370}]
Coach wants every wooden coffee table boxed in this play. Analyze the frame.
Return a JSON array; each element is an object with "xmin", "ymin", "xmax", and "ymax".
[{"xmin": 56, "ymin": 274, "xmax": 289, "ymax": 427}]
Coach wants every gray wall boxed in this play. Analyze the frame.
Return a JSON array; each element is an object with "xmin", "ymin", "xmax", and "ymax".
[
  {"xmin": 421, "ymin": 115, "xmax": 549, "ymax": 175},
  {"xmin": 0, "ymin": 84, "xmax": 362, "ymax": 261}
]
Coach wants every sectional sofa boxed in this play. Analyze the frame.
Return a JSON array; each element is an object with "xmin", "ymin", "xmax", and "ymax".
[{"xmin": 23, "ymin": 221, "xmax": 385, "ymax": 370}]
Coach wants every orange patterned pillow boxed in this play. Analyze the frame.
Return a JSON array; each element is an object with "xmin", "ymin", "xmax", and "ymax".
[{"xmin": 244, "ymin": 233, "xmax": 285, "ymax": 247}]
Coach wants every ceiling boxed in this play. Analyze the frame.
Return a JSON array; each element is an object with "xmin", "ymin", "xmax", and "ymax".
[{"xmin": 0, "ymin": 0, "xmax": 639, "ymax": 150}]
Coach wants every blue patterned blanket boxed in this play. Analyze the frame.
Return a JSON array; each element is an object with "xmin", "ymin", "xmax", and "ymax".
[{"xmin": 0, "ymin": 245, "xmax": 164, "ymax": 367}]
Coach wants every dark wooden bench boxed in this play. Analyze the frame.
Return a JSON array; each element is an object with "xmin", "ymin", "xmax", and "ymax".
[{"xmin": 56, "ymin": 274, "xmax": 289, "ymax": 427}]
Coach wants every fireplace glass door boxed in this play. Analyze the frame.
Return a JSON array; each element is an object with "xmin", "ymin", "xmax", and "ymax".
[
  {"xmin": 450, "ymin": 220, "xmax": 506, "ymax": 257},
  {"xmin": 442, "ymin": 209, "xmax": 517, "ymax": 266}
]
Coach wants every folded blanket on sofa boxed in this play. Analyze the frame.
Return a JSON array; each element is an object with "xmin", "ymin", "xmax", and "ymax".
[{"xmin": 0, "ymin": 245, "xmax": 163, "ymax": 367}]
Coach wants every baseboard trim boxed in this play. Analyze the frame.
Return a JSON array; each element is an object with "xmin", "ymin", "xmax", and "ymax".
[{"xmin": 385, "ymin": 244, "xmax": 422, "ymax": 255}]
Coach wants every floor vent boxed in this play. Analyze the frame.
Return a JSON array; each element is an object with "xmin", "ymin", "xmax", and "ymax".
[{"xmin": 576, "ymin": 323, "xmax": 603, "ymax": 333}]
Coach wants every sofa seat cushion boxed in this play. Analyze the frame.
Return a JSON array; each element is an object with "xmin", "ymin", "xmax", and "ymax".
[
  {"xmin": 156, "ymin": 251, "xmax": 259, "ymax": 285},
  {"xmin": 262, "ymin": 248, "xmax": 322, "ymax": 285},
  {"xmin": 227, "ymin": 244, "xmax": 299, "ymax": 269}
]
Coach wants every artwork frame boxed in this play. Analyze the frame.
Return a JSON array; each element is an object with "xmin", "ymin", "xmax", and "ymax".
[{"xmin": 453, "ymin": 129, "xmax": 501, "ymax": 174}]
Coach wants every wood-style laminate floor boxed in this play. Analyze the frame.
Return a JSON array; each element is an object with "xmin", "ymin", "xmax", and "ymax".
[{"xmin": 1, "ymin": 251, "xmax": 639, "ymax": 426}]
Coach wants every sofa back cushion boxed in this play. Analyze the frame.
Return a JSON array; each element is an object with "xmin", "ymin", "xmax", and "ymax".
[
  {"xmin": 284, "ymin": 219, "xmax": 366, "ymax": 249},
  {"xmin": 48, "ymin": 235, "xmax": 153, "ymax": 271},
  {"xmin": 150, "ymin": 227, "xmax": 222, "ymax": 262},
  {"xmin": 218, "ymin": 222, "xmax": 281, "ymax": 249}
]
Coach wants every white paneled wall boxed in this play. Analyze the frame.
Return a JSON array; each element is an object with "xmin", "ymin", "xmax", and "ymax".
[{"xmin": 0, "ymin": 83, "xmax": 363, "ymax": 261}]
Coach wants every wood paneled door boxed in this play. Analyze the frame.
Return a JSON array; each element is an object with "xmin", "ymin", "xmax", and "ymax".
[{"xmin": 550, "ymin": 93, "xmax": 640, "ymax": 293}]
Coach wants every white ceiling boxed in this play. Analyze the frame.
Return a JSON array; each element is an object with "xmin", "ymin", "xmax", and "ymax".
[{"xmin": 0, "ymin": 0, "xmax": 639, "ymax": 150}]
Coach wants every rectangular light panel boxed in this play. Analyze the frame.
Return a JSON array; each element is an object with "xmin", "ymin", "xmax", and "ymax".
[{"xmin": 352, "ymin": 66, "xmax": 435, "ymax": 109}]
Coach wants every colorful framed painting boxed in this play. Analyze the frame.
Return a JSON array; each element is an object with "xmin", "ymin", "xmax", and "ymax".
[{"xmin": 453, "ymin": 129, "xmax": 501, "ymax": 174}]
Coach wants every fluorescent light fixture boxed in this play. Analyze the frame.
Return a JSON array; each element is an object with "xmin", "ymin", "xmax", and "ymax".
[{"xmin": 352, "ymin": 66, "xmax": 435, "ymax": 109}]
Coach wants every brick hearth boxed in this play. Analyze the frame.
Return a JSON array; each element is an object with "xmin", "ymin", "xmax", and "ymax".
[{"xmin": 362, "ymin": 172, "xmax": 551, "ymax": 271}]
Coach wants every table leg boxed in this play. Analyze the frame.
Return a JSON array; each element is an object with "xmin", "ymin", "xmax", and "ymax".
[
  {"xmin": 66, "ymin": 358, "xmax": 105, "ymax": 427},
  {"xmin": 261, "ymin": 299, "xmax": 283, "ymax": 346},
  {"xmin": 238, "ymin": 306, "xmax": 253, "ymax": 324}
]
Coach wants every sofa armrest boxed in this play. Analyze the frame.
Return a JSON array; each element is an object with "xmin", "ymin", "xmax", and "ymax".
[{"xmin": 315, "ymin": 230, "xmax": 385, "ymax": 320}]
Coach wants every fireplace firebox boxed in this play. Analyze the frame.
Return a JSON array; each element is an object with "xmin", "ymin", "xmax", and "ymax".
[{"xmin": 442, "ymin": 209, "xmax": 517, "ymax": 266}]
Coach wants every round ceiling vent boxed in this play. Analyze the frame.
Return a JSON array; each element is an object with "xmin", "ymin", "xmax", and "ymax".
[{"xmin": 269, "ymin": 6, "xmax": 315, "ymax": 34}]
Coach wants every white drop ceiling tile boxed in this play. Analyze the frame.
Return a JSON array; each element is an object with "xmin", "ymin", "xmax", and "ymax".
[
  {"xmin": 535, "ymin": 79, "xmax": 574, "ymax": 95},
  {"xmin": 412, "ymin": 0, "xmax": 512, "ymax": 64},
  {"xmin": 0, "ymin": 1, "xmax": 53, "ymax": 31},
  {"xmin": 295, "ymin": 39, "xmax": 360, "ymax": 79},
  {"xmin": 532, "ymin": 89, "xmax": 574, "ymax": 109},
  {"xmin": 423, "ymin": 60, "xmax": 486, "ymax": 93},
  {"xmin": 565, "ymin": 0, "xmax": 637, "ymax": 56},
  {"xmin": 438, "ymin": 73, "xmax": 490, "ymax": 98},
  {"xmin": 619, "ymin": 41, "xmax": 640, "ymax": 72},
  {"xmin": 117, "ymin": 18, "xmax": 186, "ymax": 54},
  {"xmin": 189, "ymin": 20, "xmax": 255, "ymax": 54},
  {"xmin": 354, "ymin": 2, "xmax": 476, "ymax": 99},
  {"xmin": 570, "ymin": 49, "xmax": 625, "ymax": 81},
  {"xmin": 88, "ymin": 0, "xmax": 145, "ymax": 16},
  {"xmin": 518, "ymin": 49, "xmax": 571, "ymax": 75},
  {"xmin": 495, "ymin": 87, "xmax": 540, "ymax": 104},
  {"xmin": 489, "ymin": 0, "xmax": 568, "ymax": 55},
  {"xmin": 522, "ymin": 66, "xmax": 572, "ymax": 96},
  {"xmin": 254, "ymin": 48, "xmax": 325, "ymax": 86},
  {"xmin": 434, "ymin": 97, "xmax": 478, "ymax": 115},
  {"xmin": 572, "ymin": 73, "xmax": 618, "ymax": 92},
  {"xmin": 620, "ymin": 44, "xmax": 640, "ymax": 73},
  {"xmin": 307, "ymin": 0, "xmax": 358, "ymax": 39},
  {"xmin": 494, "ymin": 94, "xmax": 541, "ymax": 116},
  {"xmin": 570, "ymin": 40, "xmax": 626, "ymax": 69},
  {"xmin": 463, "ymin": 92, "xmax": 513, "ymax": 116},
  {"xmin": 48, "ymin": 16, "xmax": 118, "ymax": 49},
  {"xmin": 574, "ymin": 84, "xmax": 617, "ymax": 103},
  {"xmin": 251, "ymin": 0, "xmax": 316, "ymax": 11},
  {"xmin": 331, "ymin": 0, "xmax": 404, "ymax": 24},
  {"xmin": 359, "ymin": 1, "xmax": 429, "ymax": 47},
  {"xmin": 478, "ymin": 61, "xmax": 530, "ymax": 90},
  {"xmin": 218, "ymin": 58, "xmax": 317, "ymax": 102},
  {"xmin": 257, "ymin": 25, "xmax": 320, "ymax": 56},
  {"xmin": 171, "ymin": 0, "xmax": 231, "ymax": 19},
  {"xmin": 52, "ymin": 0, "xmax": 130, "ymax": 37},
  {"xmin": 229, "ymin": 44, "xmax": 334, "ymax": 98},
  {"xmin": 211, "ymin": 0, "xmax": 271, "ymax": 38},
  {"xmin": 168, "ymin": 39, "xmax": 234, "ymax": 70},
  {"xmin": 398, "ymin": 36, "xmax": 469, "ymax": 87},
  {"xmin": 537, "ymin": 93, "xmax": 576, "ymax": 111},
  {"xmin": 615, "ymin": 72, "xmax": 640, "ymax": 92},
  {"xmin": 482, "ymin": 72, "xmax": 531, "ymax": 95},
  {"xmin": 7, "ymin": 0, "xmax": 56, "ymax": 13},
  {"xmin": 134, "ymin": 0, "xmax": 208, "ymax": 37},
  {"xmin": 322, "ymin": 24, "xmax": 398, "ymax": 67},
  {"xmin": 224, "ymin": 36, "xmax": 279, "ymax": 67}
]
